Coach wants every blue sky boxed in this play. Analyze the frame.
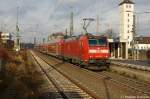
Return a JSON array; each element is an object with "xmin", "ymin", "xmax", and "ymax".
[{"xmin": 0, "ymin": 0, "xmax": 150, "ymax": 43}]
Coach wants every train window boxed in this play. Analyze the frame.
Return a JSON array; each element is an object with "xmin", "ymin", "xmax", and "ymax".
[
  {"xmin": 89, "ymin": 38, "xmax": 107, "ymax": 46},
  {"xmin": 98, "ymin": 38, "xmax": 107, "ymax": 45},
  {"xmin": 89, "ymin": 39, "xmax": 98, "ymax": 45}
]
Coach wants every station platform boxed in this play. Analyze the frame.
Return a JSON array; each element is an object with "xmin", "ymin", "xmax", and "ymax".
[{"xmin": 111, "ymin": 59, "xmax": 150, "ymax": 67}]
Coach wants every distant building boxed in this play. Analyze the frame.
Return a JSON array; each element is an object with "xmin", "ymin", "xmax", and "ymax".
[
  {"xmin": 21, "ymin": 43, "xmax": 34, "ymax": 49},
  {"xmin": 135, "ymin": 37, "xmax": 150, "ymax": 50},
  {"xmin": 0, "ymin": 32, "xmax": 14, "ymax": 49},
  {"xmin": 119, "ymin": 0, "xmax": 134, "ymax": 49},
  {"xmin": 48, "ymin": 32, "xmax": 64, "ymax": 43},
  {"xmin": 1, "ymin": 32, "xmax": 12, "ymax": 43}
]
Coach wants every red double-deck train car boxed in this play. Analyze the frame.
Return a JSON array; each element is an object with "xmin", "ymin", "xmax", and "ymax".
[{"xmin": 36, "ymin": 34, "xmax": 110, "ymax": 69}]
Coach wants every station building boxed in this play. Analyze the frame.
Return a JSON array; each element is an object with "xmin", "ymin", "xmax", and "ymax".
[
  {"xmin": 132, "ymin": 37, "xmax": 150, "ymax": 60},
  {"xmin": 48, "ymin": 32, "xmax": 64, "ymax": 43},
  {"xmin": 134, "ymin": 37, "xmax": 150, "ymax": 50},
  {"xmin": 0, "ymin": 32, "xmax": 14, "ymax": 49},
  {"xmin": 1, "ymin": 32, "xmax": 12, "ymax": 43}
]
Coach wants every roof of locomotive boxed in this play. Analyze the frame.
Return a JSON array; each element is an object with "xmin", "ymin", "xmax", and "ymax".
[{"xmin": 64, "ymin": 33, "xmax": 107, "ymax": 42}]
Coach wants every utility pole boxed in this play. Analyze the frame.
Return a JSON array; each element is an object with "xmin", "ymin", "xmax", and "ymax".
[
  {"xmin": 65, "ymin": 28, "xmax": 68, "ymax": 38},
  {"xmin": 70, "ymin": 10, "xmax": 74, "ymax": 37},
  {"xmin": 65, "ymin": 28, "xmax": 68, "ymax": 36},
  {"xmin": 96, "ymin": 15, "xmax": 100, "ymax": 33},
  {"xmin": 132, "ymin": 14, "xmax": 136, "ymax": 60},
  {"xmin": 34, "ymin": 24, "xmax": 39, "ymax": 45},
  {"xmin": 133, "ymin": 15, "xmax": 136, "ymax": 36},
  {"xmin": 43, "ymin": 38, "xmax": 45, "ymax": 44},
  {"xmin": 34, "ymin": 37, "xmax": 36, "ymax": 45},
  {"xmin": 14, "ymin": 6, "xmax": 20, "ymax": 51},
  {"xmin": 1, "ymin": 22, "xmax": 3, "ymax": 31}
]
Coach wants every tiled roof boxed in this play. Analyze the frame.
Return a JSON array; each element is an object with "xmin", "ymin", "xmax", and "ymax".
[{"xmin": 119, "ymin": 0, "xmax": 134, "ymax": 6}]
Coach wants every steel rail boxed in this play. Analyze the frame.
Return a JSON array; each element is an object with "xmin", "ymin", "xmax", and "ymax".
[
  {"xmin": 31, "ymin": 51, "xmax": 99, "ymax": 99},
  {"xmin": 35, "ymin": 50, "xmax": 150, "ymax": 97},
  {"xmin": 97, "ymin": 71, "xmax": 150, "ymax": 96},
  {"xmin": 30, "ymin": 51, "xmax": 69, "ymax": 99}
]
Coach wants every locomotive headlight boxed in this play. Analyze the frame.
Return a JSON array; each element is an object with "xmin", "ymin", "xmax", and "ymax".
[
  {"xmin": 89, "ymin": 49, "xmax": 97, "ymax": 53},
  {"xmin": 100, "ymin": 50, "xmax": 109, "ymax": 53}
]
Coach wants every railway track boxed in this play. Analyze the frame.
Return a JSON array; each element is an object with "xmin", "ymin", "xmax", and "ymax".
[
  {"xmin": 77, "ymin": 68, "xmax": 150, "ymax": 97},
  {"xmin": 110, "ymin": 61, "xmax": 150, "ymax": 83},
  {"xmin": 30, "ymin": 50, "xmax": 99, "ymax": 99},
  {"xmin": 97, "ymin": 71, "xmax": 150, "ymax": 96},
  {"xmin": 34, "ymin": 50, "xmax": 150, "ymax": 98}
]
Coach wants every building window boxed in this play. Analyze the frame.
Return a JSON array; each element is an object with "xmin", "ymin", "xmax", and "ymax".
[
  {"xmin": 128, "ymin": 30, "xmax": 130, "ymax": 33},
  {"xmin": 128, "ymin": 13, "xmax": 130, "ymax": 17},
  {"xmin": 141, "ymin": 47, "xmax": 143, "ymax": 49},
  {"xmin": 128, "ymin": 19, "xmax": 130, "ymax": 22},
  {"xmin": 128, "ymin": 25, "xmax": 130, "ymax": 28},
  {"xmin": 129, "ymin": 5, "xmax": 131, "ymax": 8},
  {"xmin": 126, "ymin": 5, "xmax": 128, "ymax": 8},
  {"xmin": 128, "ymin": 36, "xmax": 130, "ymax": 39}
]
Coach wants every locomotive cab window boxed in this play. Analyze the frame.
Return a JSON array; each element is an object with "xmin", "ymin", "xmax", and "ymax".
[
  {"xmin": 89, "ymin": 38, "xmax": 107, "ymax": 46},
  {"xmin": 98, "ymin": 37, "xmax": 107, "ymax": 46},
  {"xmin": 89, "ymin": 39, "xmax": 98, "ymax": 45}
]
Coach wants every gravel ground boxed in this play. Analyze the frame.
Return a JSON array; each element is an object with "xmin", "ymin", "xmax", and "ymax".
[
  {"xmin": 110, "ymin": 65, "xmax": 150, "ymax": 83},
  {"xmin": 28, "ymin": 52, "xmax": 62, "ymax": 99},
  {"xmin": 111, "ymin": 59, "xmax": 150, "ymax": 67},
  {"xmin": 35, "ymin": 51, "xmax": 150, "ymax": 99},
  {"xmin": 31, "ymin": 51, "xmax": 94, "ymax": 99}
]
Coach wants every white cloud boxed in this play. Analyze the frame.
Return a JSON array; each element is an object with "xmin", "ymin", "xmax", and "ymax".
[{"xmin": 0, "ymin": 0, "xmax": 150, "ymax": 43}]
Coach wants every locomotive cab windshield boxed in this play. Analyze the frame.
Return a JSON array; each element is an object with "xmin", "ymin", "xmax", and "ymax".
[{"xmin": 89, "ymin": 37, "xmax": 107, "ymax": 46}]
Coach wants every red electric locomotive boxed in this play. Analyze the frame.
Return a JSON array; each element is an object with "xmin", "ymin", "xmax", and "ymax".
[{"xmin": 62, "ymin": 34, "xmax": 110, "ymax": 68}]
